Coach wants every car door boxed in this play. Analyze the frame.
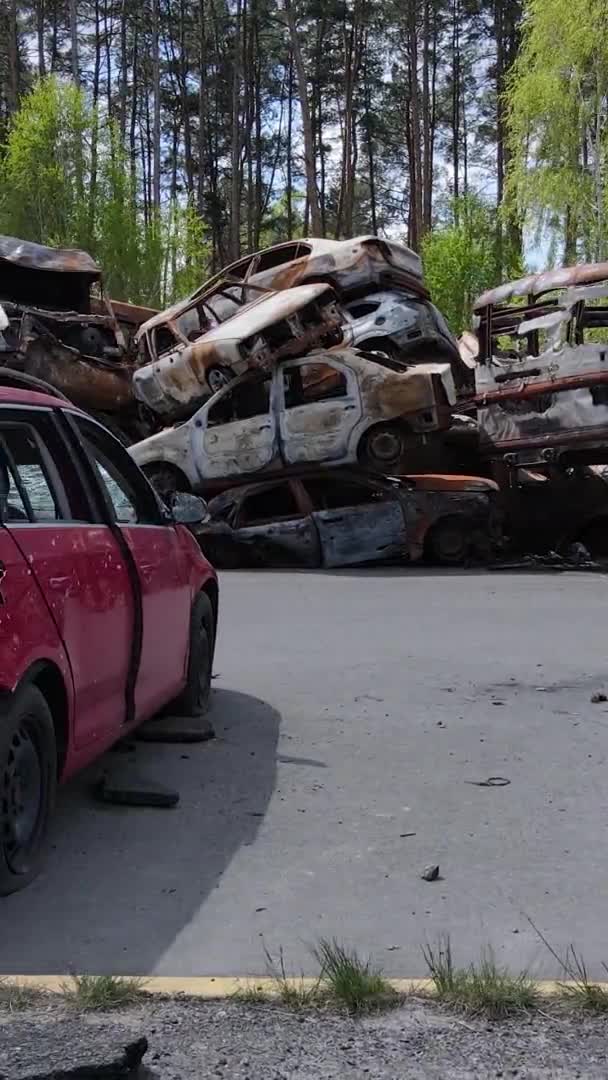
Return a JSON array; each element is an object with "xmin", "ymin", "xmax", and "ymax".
[
  {"xmin": 301, "ymin": 475, "xmax": 406, "ymax": 568},
  {"xmin": 197, "ymin": 371, "xmax": 278, "ymax": 479},
  {"xmin": 70, "ymin": 414, "xmax": 192, "ymax": 722},
  {"xmin": 279, "ymin": 358, "xmax": 362, "ymax": 466},
  {"xmin": 0, "ymin": 408, "xmax": 133, "ymax": 749},
  {"xmin": 230, "ymin": 480, "xmax": 320, "ymax": 567}
]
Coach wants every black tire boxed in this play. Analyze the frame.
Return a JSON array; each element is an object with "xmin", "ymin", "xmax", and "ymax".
[
  {"xmin": 207, "ymin": 365, "xmax": 234, "ymax": 394},
  {"xmin": 425, "ymin": 515, "xmax": 470, "ymax": 566},
  {"xmin": 0, "ymin": 685, "xmax": 57, "ymax": 896},
  {"xmin": 170, "ymin": 592, "xmax": 215, "ymax": 717},
  {"xmin": 358, "ymin": 423, "xmax": 408, "ymax": 471}
]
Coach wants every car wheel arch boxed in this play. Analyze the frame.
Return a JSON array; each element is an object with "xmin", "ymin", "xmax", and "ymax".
[{"xmin": 13, "ymin": 661, "xmax": 70, "ymax": 780}]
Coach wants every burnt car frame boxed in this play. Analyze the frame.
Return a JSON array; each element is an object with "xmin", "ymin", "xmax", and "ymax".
[
  {"xmin": 470, "ymin": 262, "xmax": 608, "ymax": 466},
  {"xmin": 133, "ymin": 281, "xmax": 343, "ymax": 418},
  {"xmin": 195, "ymin": 467, "xmax": 501, "ymax": 569},
  {"xmin": 129, "ymin": 346, "xmax": 457, "ymax": 494},
  {"xmin": 0, "ymin": 236, "xmax": 135, "ymax": 424}
]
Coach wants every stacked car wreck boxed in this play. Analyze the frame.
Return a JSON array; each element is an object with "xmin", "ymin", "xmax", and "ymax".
[
  {"xmin": 461, "ymin": 262, "xmax": 608, "ymax": 558},
  {"xmin": 122, "ymin": 237, "xmax": 499, "ymax": 567}
]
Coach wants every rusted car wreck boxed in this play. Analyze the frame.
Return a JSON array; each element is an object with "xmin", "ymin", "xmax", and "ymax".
[
  {"xmin": 469, "ymin": 262, "xmax": 608, "ymax": 466},
  {"xmin": 0, "ymin": 236, "xmax": 141, "ymax": 433},
  {"xmin": 130, "ymin": 347, "xmax": 457, "ymax": 494},
  {"xmin": 194, "ymin": 468, "xmax": 501, "ymax": 569}
]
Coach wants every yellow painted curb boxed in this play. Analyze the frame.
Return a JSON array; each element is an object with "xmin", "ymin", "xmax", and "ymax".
[{"xmin": 3, "ymin": 975, "xmax": 608, "ymax": 998}]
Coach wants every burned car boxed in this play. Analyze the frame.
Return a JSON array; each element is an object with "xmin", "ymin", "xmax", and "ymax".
[
  {"xmin": 0, "ymin": 236, "xmax": 137, "ymax": 431},
  {"xmin": 133, "ymin": 282, "xmax": 342, "ymax": 418},
  {"xmin": 135, "ymin": 236, "xmax": 469, "ymax": 414},
  {"xmin": 343, "ymin": 290, "xmax": 469, "ymax": 390},
  {"xmin": 470, "ymin": 263, "xmax": 608, "ymax": 466},
  {"xmin": 129, "ymin": 347, "xmax": 457, "ymax": 494},
  {"xmin": 194, "ymin": 467, "xmax": 501, "ymax": 569}
]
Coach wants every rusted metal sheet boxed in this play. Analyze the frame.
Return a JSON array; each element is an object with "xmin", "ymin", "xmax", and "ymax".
[
  {"xmin": 22, "ymin": 337, "xmax": 134, "ymax": 411},
  {"xmin": 474, "ymin": 261, "xmax": 608, "ymax": 309},
  {"xmin": 0, "ymin": 235, "xmax": 101, "ymax": 276}
]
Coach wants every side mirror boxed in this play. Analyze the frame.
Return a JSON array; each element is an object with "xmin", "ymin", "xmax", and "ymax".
[{"xmin": 170, "ymin": 492, "xmax": 209, "ymax": 526}]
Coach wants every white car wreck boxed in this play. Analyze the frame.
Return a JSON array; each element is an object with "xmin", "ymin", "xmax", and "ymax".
[
  {"xmin": 129, "ymin": 347, "xmax": 457, "ymax": 494},
  {"xmin": 133, "ymin": 282, "xmax": 343, "ymax": 420}
]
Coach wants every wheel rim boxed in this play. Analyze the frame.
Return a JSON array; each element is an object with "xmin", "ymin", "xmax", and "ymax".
[
  {"xmin": 208, "ymin": 368, "xmax": 232, "ymax": 393},
  {"xmin": 2, "ymin": 723, "xmax": 43, "ymax": 874},
  {"xmin": 367, "ymin": 429, "xmax": 403, "ymax": 464},
  {"xmin": 431, "ymin": 523, "xmax": 467, "ymax": 563}
]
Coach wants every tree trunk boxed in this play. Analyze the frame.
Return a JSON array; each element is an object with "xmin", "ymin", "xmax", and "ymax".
[
  {"xmin": 407, "ymin": 0, "xmax": 423, "ymax": 249},
  {"xmin": 286, "ymin": 51, "xmax": 294, "ymax": 239},
  {"xmin": 70, "ymin": 0, "xmax": 79, "ymax": 84},
  {"xmin": 152, "ymin": 0, "xmax": 161, "ymax": 212},
  {"xmin": 282, "ymin": 0, "xmax": 323, "ymax": 236},
  {"xmin": 229, "ymin": 0, "xmax": 243, "ymax": 260},
  {"xmin": 36, "ymin": 0, "xmax": 46, "ymax": 76},
  {"xmin": 7, "ymin": 0, "xmax": 19, "ymax": 112}
]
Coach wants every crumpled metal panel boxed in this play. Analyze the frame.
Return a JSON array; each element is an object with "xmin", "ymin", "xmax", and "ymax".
[
  {"xmin": 0, "ymin": 235, "xmax": 101, "ymax": 276},
  {"xmin": 474, "ymin": 261, "xmax": 608, "ymax": 309}
]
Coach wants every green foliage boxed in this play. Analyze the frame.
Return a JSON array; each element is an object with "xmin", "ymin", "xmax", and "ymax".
[
  {"xmin": 422, "ymin": 195, "xmax": 522, "ymax": 335},
  {"xmin": 505, "ymin": 0, "xmax": 608, "ymax": 261},
  {"xmin": 0, "ymin": 76, "xmax": 209, "ymax": 306},
  {"xmin": 0, "ymin": 77, "xmax": 91, "ymax": 249}
]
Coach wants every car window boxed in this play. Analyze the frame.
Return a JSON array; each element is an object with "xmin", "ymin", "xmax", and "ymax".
[
  {"xmin": 284, "ymin": 363, "xmax": 347, "ymax": 407},
  {"xmin": 0, "ymin": 424, "xmax": 63, "ymax": 522},
  {"xmin": 154, "ymin": 324, "xmax": 180, "ymax": 356},
  {"xmin": 74, "ymin": 416, "xmax": 162, "ymax": 526},
  {"xmin": 239, "ymin": 483, "xmax": 301, "ymax": 525},
  {"xmin": 207, "ymin": 373, "xmax": 272, "ymax": 426},
  {"xmin": 302, "ymin": 477, "xmax": 386, "ymax": 510},
  {"xmin": 255, "ymin": 243, "xmax": 308, "ymax": 273},
  {"xmin": 175, "ymin": 303, "xmax": 212, "ymax": 342}
]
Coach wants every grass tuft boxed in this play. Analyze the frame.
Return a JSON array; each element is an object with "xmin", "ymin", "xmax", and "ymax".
[
  {"xmin": 0, "ymin": 979, "xmax": 45, "ymax": 1012},
  {"xmin": 526, "ymin": 918, "xmax": 608, "ymax": 1012},
  {"xmin": 313, "ymin": 938, "xmax": 398, "ymax": 1014},
  {"xmin": 423, "ymin": 936, "xmax": 537, "ymax": 1018},
  {"xmin": 263, "ymin": 945, "xmax": 325, "ymax": 1008},
  {"xmin": 61, "ymin": 974, "xmax": 148, "ymax": 1012}
]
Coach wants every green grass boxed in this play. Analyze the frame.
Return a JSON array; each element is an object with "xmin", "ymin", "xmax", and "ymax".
[
  {"xmin": 0, "ymin": 979, "xmax": 45, "ymax": 1012},
  {"xmin": 263, "ymin": 945, "xmax": 325, "ymax": 1008},
  {"xmin": 423, "ymin": 937, "xmax": 538, "ymax": 1018},
  {"xmin": 526, "ymin": 918, "xmax": 608, "ymax": 1013},
  {"xmin": 61, "ymin": 974, "xmax": 148, "ymax": 1011},
  {"xmin": 314, "ymin": 938, "xmax": 398, "ymax": 1014}
]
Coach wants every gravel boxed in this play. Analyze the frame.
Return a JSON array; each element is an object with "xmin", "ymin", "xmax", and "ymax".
[{"xmin": 1, "ymin": 997, "xmax": 608, "ymax": 1079}]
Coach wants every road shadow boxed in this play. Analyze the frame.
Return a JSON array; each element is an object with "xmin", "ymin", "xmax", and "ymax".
[{"xmin": 0, "ymin": 689, "xmax": 280, "ymax": 975}]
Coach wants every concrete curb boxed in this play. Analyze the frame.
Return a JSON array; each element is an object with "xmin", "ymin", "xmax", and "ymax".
[{"xmin": 4, "ymin": 975, "xmax": 608, "ymax": 998}]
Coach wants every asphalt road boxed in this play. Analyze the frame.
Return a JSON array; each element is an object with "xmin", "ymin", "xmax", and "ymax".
[{"xmin": 2, "ymin": 568, "xmax": 608, "ymax": 980}]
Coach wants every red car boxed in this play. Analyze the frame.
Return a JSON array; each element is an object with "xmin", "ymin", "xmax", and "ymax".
[{"xmin": 0, "ymin": 379, "xmax": 218, "ymax": 895}]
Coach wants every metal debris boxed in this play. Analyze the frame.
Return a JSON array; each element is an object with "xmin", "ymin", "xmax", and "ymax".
[{"xmin": 465, "ymin": 777, "xmax": 511, "ymax": 787}]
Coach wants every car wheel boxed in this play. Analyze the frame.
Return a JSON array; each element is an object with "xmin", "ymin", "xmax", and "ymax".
[
  {"xmin": 207, "ymin": 366, "xmax": 234, "ymax": 394},
  {"xmin": 0, "ymin": 685, "xmax": 57, "ymax": 896},
  {"xmin": 359, "ymin": 423, "xmax": 407, "ymax": 471},
  {"xmin": 425, "ymin": 516, "xmax": 470, "ymax": 565},
  {"xmin": 170, "ymin": 592, "xmax": 215, "ymax": 717}
]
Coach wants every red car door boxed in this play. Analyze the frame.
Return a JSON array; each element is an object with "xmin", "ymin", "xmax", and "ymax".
[
  {"xmin": 0, "ymin": 411, "xmax": 133, "ymax": 750},
  {"xmin": 69, "ymin": 414, "xmax": 192, "ymax": 721}
]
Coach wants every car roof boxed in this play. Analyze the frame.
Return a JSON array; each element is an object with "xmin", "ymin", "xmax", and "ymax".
[{"xmin": 0, "ymin": 386, "xmax": 76, "ymax": 411}]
